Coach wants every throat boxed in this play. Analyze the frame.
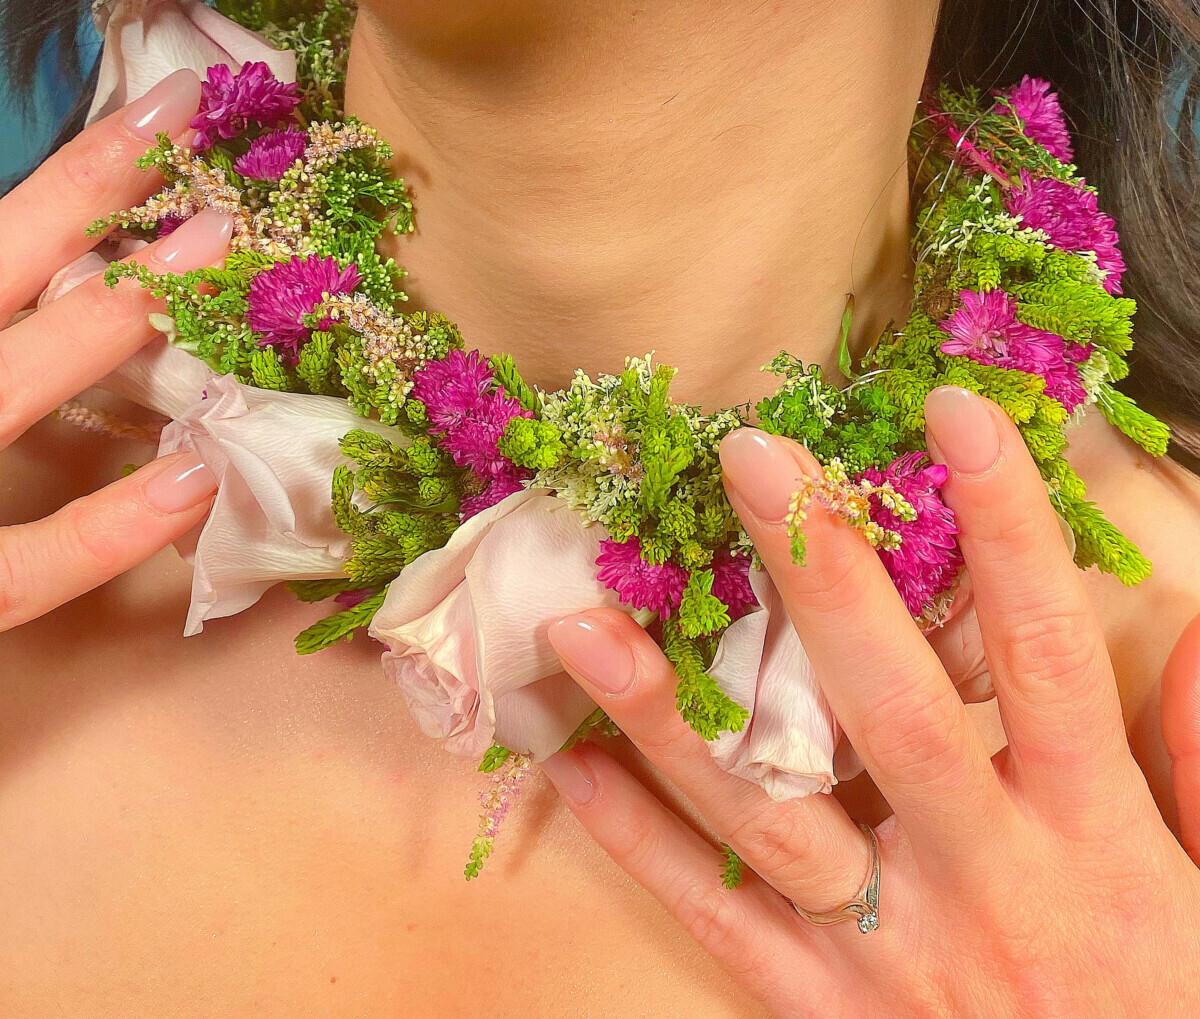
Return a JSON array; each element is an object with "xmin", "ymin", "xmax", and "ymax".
[{"xmin": 346, "ymin": 0, "xmax": 939, "ymax": 409}]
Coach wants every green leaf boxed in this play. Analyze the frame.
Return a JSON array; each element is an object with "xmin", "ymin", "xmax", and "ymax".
[
  {"xmin": 294, "ymin": 589, "xmax": 386, "ymax": 654},
  {"xmin": 837, "ymin": 295, "xmax": 855, "ymax": 381},
  {"xmin": 479, "ymin": 745, "xmax": 514, "ymax": 773}
]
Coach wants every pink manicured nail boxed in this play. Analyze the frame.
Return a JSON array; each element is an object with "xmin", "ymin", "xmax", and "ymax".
[
  {"xmin": 540, "ymin": 750, "xmax": 597, "ymax": 806},
  {"xmin": 549, "ymin": 615, "xmax": 635, "ymax": 695},
  {"xmin": 122, "ymin": 69, "xmax": 202, "ymax": 141},
  {"xmin": 719, "ymin": 428, "xmax": 808, "ymax": 523},
  {"xmin": 925, "ymin": 387, "xmax": 1001, "ymax": 474},
  {"xmin": 152, "ymin": 209, "xmax": 235, "ymax": 271},
  {"xmin": 144, "ymin": 452, "xmax": 217, "ymax": 514}
]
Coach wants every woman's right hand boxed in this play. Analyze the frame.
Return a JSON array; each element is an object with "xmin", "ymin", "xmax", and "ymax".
[{"xmin": 0, "ymin": 69, "xmax": 232, "ymax": 632}]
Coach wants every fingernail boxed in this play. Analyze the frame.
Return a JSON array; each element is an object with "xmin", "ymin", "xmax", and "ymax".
[
  {"xmin": 151, "ymin": 209, "xmax": 235, "ymax": 271},
  {"xmin": 144, "ymin": 451, "xmax": 217, "ymax": 514},
  {"xmin": 122, "ymin": 69, "xmax": 202, "ymax": 141},
  {"xmin": 548, "ymin": 616, "xmax": 635, "ymax": 695},
  {"xmin": 719, "ymin": 428, "xmax": 809, "ymax": 523},
  {"xmin": 540, "ymin": 750, "xmax": 597, "ymax": 806},
  {"xmin": 924, "ymin": 387, "xmax": 1001, "ymax": 474}
]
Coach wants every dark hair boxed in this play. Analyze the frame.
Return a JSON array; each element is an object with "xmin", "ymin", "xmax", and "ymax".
[
  {"xmin": 3, "ymin": 1, "xmax": 1200, "ymax": 460},
  {"xmin": 0, "ymin": 0, "xmax": 96, "ymax": 186},
  {"xmin": 932, "ymin": 0, "xmax": 1200, "ymax": 465}
]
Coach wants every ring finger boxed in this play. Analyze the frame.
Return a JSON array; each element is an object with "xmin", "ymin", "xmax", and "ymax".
[{"xmin": 548, "ymin": 609, "xmax": 872, "ymax": 912}]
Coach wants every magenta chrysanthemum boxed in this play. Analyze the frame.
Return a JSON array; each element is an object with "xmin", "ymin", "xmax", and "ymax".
[
  {"xmin": 939, "ymin": 289, "xmax": 1088, "ymax": 411},
  {"xmin": 191, "ymin": 61, "xmax": 301, "ymax": 152},
  {"xmin": 156, "ymin": 214, "xmax": 188, "ymax": 237},
  {"xmin": 595, "ymin": 537, "xmax": 689, "ymax": 619},
  {"xmin": 1006, "ymin": 171, "xmax": 1126, "ymax": 294},
  {"xmin": 1001, "ymin": 77, "xmax": 1074, "ymax": 163},
  {"xmin": 859, "ymin": 453, "xmax": 962, "ymax": 617},
  {"xmin": 246, "ymin": 254, "xmax": 362, "ymax": 358},
  {"xmin": 234, "ymin": 127, "xmax": 308, "ymax": 181},
  {"xmin": 710, "ymin": 549, "xmax": 757, "ymax": 622},
  {"xmin": 411, "ymin": 349, "xmax": 535, "ymax": 518}
]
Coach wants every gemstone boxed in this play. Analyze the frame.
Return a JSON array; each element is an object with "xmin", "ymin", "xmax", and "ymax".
[{"xmin": 858, "ymin": 911, "xmax": 879, "ymax": 934}]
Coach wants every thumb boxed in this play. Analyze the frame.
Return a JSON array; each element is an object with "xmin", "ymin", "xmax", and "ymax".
[{"xmin": 1161, "ymin": 613, "xmax": 1200, "ymax": 864}]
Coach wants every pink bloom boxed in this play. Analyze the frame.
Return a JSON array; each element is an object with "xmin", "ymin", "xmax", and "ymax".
[
  {"xmin": 939, "ymin": 289, "xmax": 1088, "ymax": 412},
  {"xmin": 459, "ymin": 470, "xmax": 530, "ymax": 519},
  {"xmin": 928, "ymin": 109, "xmax": 1008, "ymax": 178},
  {"xmin": 859, "ymin": 452, "xmax": 963, "ymax": 617},
  {"xmin": 1006, "ymin": 171, "xmax": 1126, "ymax": 294},
  {"xmin": 411, "ymin": 350, "xmax": 535, "ymax": 511},
  {"xmin": 1000, "ymin": 76, "xmax": 1074, "ymax": 163},
  {"xmin": 157, "ymin": 214, "xmax": 188, "ymax": 237},
  {"xmin": 246, "ymin": 254, "xmax": 362, "ymax": 359},
  {"xmin": 595, "ymin": 536, "xmax": 689, "ymax": 618},
  {"xmin": 191, "ymin": 60, "xmax": 300, "ymax": 151},
  {"xmin": 411, "ymin": 349, "xmax": 497, "ymax": 430},
  {"xmin": 234, "ymin": 127, "xmax": 307, "ymax": 180},
  {"xmin": 711, "ymin": 549, "xmax": 757, "ymax": 622}
]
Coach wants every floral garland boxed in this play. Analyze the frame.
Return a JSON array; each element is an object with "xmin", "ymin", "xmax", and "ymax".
[{"xmin": 94, "ymin": 1, "xmax": 1169, "ymax": 874}]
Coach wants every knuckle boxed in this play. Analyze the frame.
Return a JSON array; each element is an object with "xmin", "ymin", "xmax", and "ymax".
[
  {"xmin": 727, "ymin": 804, "xmax": 816, "ymax": 883},
  {"xmin": 54, "ymin": 495, "xmax": 140, "ymax": 575},
  {"xmin": 790, "ymin": 542, "xmax": 871, "ymax": 615},
  {"xmin": 610, "ymin": 810, "xmax": 664, "ymax": 875},
  {"xmin": 672, "ymin": 883, "xmax": 743, "ymax": 959},
  {"xmin": 855, "ymin": 678, "xmax": 967, "ymax": 786},
  {"xmin": 52, "ymin": 127, "xmax": 137, "ymax": 209},
  {"xmin": 0, "ymin": 537, "xmax": 27, "ymax": 629},
  {"xmin": 1004, "ymin": 608, "xmax": 1101, "ymax": 696}
]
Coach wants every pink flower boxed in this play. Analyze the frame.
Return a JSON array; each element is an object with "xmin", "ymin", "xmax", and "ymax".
[
  {"xmin": 711, "ymin": 549, "xmax": 757, "ymax": 622},
  {"xmin": 156, "ymin": 214, "xmax": 189, "ymax": 237},
  {"xmin": 246, "ymin": 254, "xmax": 362, "ymax": 359},
  {"xmin": 369, "ymin": 490, "xmax": 637, "ymax": 760},
  {"xmin": 191, "ymin": 60, "xmax": 301, "ymax": 151},
  {"xmin": 234, "ymin": 127, "xmax": 307, "ymax": 181},
  {"xmin": 1006, "ymin": 171, "xmax": 1126, "ymax": 294},
  {"xmin": 369, "ymin": 490, "xmax": 838, "ymax": 799},
  {"xmin": 595, "ymin": 536, "xmax": 689, "ymax": 618},
  {"xmin": 411, "ymin": 350, "xmax": 535, "ymax": 515},
  {"xmin": 1000, "ymin": 77, "xmax": 1074, "ymax": 163},
  {"xmin": 707, "ymin": 567, "xmax": 837, "ymax": 799},
  {"xmin": 939, "ymin": 289, "xmax": 1088, "ymax": 412},
  {"xmin": 928, "ymin": 109, "xmax": 1008, "ymax": 178},
  {"xmin": 858, "ymin": 452, "xmax": 963, "ymax": 618},
  {"xmin": 86, "ymin": 0, "xmax": 296, "ymax": 126}
]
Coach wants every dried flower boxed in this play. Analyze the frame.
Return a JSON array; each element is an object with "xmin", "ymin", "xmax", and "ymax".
[
  {"xmin": 1000, "ymin": 77, "xmax": 1074, "ymax": 163},
  {"xmin": 234, "ymin": 127, "xmax": 307, "ymax": 181},
  {"xmin": 191, "ymin": 61, "xmax": 300, "ymax": 151},
  {"xmin": 859, "ymin": 453, "xmax": 962, "ymax": 617},
  {"xmin": 1006, "ymin": 171, "xmax": 1126, "ymax": 294},
  {"xmin": 247, "ymin": 254, "xmax": 362, "ymax": 358},
  {"xmin": 939, "ymin": 289, "xmax": 1088, "ymax": 411},
  {"xmin": 595, "ymin": 536, "xmax": 689, "ymax": 618}
]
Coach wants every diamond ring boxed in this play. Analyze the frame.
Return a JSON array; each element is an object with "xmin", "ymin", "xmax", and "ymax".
[{"xmin": 790, "ymin": 823, "xmax": 881, "ymax": 934}]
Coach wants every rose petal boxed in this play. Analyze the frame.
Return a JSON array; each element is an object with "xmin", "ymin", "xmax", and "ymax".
[{"xmin": 88, "ymin": 0, "xmax": 296, "ymax": 124}]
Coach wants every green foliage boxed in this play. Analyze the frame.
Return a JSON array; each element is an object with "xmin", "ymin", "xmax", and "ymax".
[
  {"xmin": 1096, "ymin": 384, "xmax": 1171, "ymax": 457},
  {"xmin": 286, "ymin": 578, "xmax": 356, "ymax": 602},
  {"xmin": 720, "ymin": 845, "xmax": 744, "ymax": 890},
  {"xmin": 678, "ymin": 570, "xmax": 731, "ymax": 639},
  {"xmin": 665, "ymin": 620, "xmax": 748, "ymax": 741},
  {"xmin": 479, "ymin": 745, "xmax": 515, "ymax": 773},
  {"xmin": 294, "ymin": 589, "xmax": 386, "ymax": 654},
  {"xmin": 498, "ymin": 417, "xmax": 566, "ymax": 471}
]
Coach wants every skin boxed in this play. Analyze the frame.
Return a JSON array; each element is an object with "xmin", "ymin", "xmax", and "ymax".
[{"xmin": 0, "ymin": 1, "xmax": 1198, "ymax": 1013}]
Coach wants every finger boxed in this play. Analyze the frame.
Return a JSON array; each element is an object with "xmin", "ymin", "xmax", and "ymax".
[
  {"xmin": 0, "ymin": 451, "xmax": 216, "ymax": 631},
  {"xmin": 1161, "ymin": 613, "xmax": 1200, "ymax": 864},
  {"xmin": 549, "ymin": 609, "xmax": 871, "ymax": 911},
  {"xmin": 924, "ymin": 387, "xmax": 1127, "ymax": 801},
  {"xmin": 541, "ymin": 741, "xmax": 829, "ymax": 1007},
  {"xmin": 0, "ymin": 69, "xmax": 202, "ymax": 323},
  {"xmin": 719, "ymin": 428, "xmax": 1010, "ymax": 858},
  {"xmin": 0, "ymin": 208, "xmax": 234, "ymax": 449}
]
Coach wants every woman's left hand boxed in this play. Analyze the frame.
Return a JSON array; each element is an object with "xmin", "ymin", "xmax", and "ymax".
[{"xmin": 540, "ymin": 386, "xmax": 1200, "ymax": 1017}]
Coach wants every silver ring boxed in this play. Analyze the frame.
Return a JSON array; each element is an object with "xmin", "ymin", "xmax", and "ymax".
[{"xmin": 790, "ymin": 823, "xmax": 880, "ymax": 934}]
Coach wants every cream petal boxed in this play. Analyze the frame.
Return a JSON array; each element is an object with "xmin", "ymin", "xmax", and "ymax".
[
  {"xmin": 708, "ymin": 568, "xmax": 837, "ymax": 800},
  {"xmin": 88, "ymin": 0, "xmax": 295, "ymax": 124},
  {"xmin": 381, "ymin": 584, "xmax": 482, "ymax": 752},
  {"xmin": 492, "ymin": 674, "xmax": 598, "ymax": 761}
]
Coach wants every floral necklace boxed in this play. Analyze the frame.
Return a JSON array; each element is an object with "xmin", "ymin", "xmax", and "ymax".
[{"xmin": 89, "ymin": 0, "xmax": 1167, "ymax": 878}]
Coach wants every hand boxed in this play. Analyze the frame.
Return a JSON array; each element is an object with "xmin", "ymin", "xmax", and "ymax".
[
  {"xmin": 540, "ymin": 386, "xmax": 1200, "ymax": 1016},
  {"xmin": 0, "ymin": 70, "xmax": 232, "ymax": 632}
]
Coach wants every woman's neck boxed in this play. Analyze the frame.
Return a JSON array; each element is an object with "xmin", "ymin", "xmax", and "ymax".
[{"xmin": 347, "ymin": 1, "xmax": 939, "ymax": 408}]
